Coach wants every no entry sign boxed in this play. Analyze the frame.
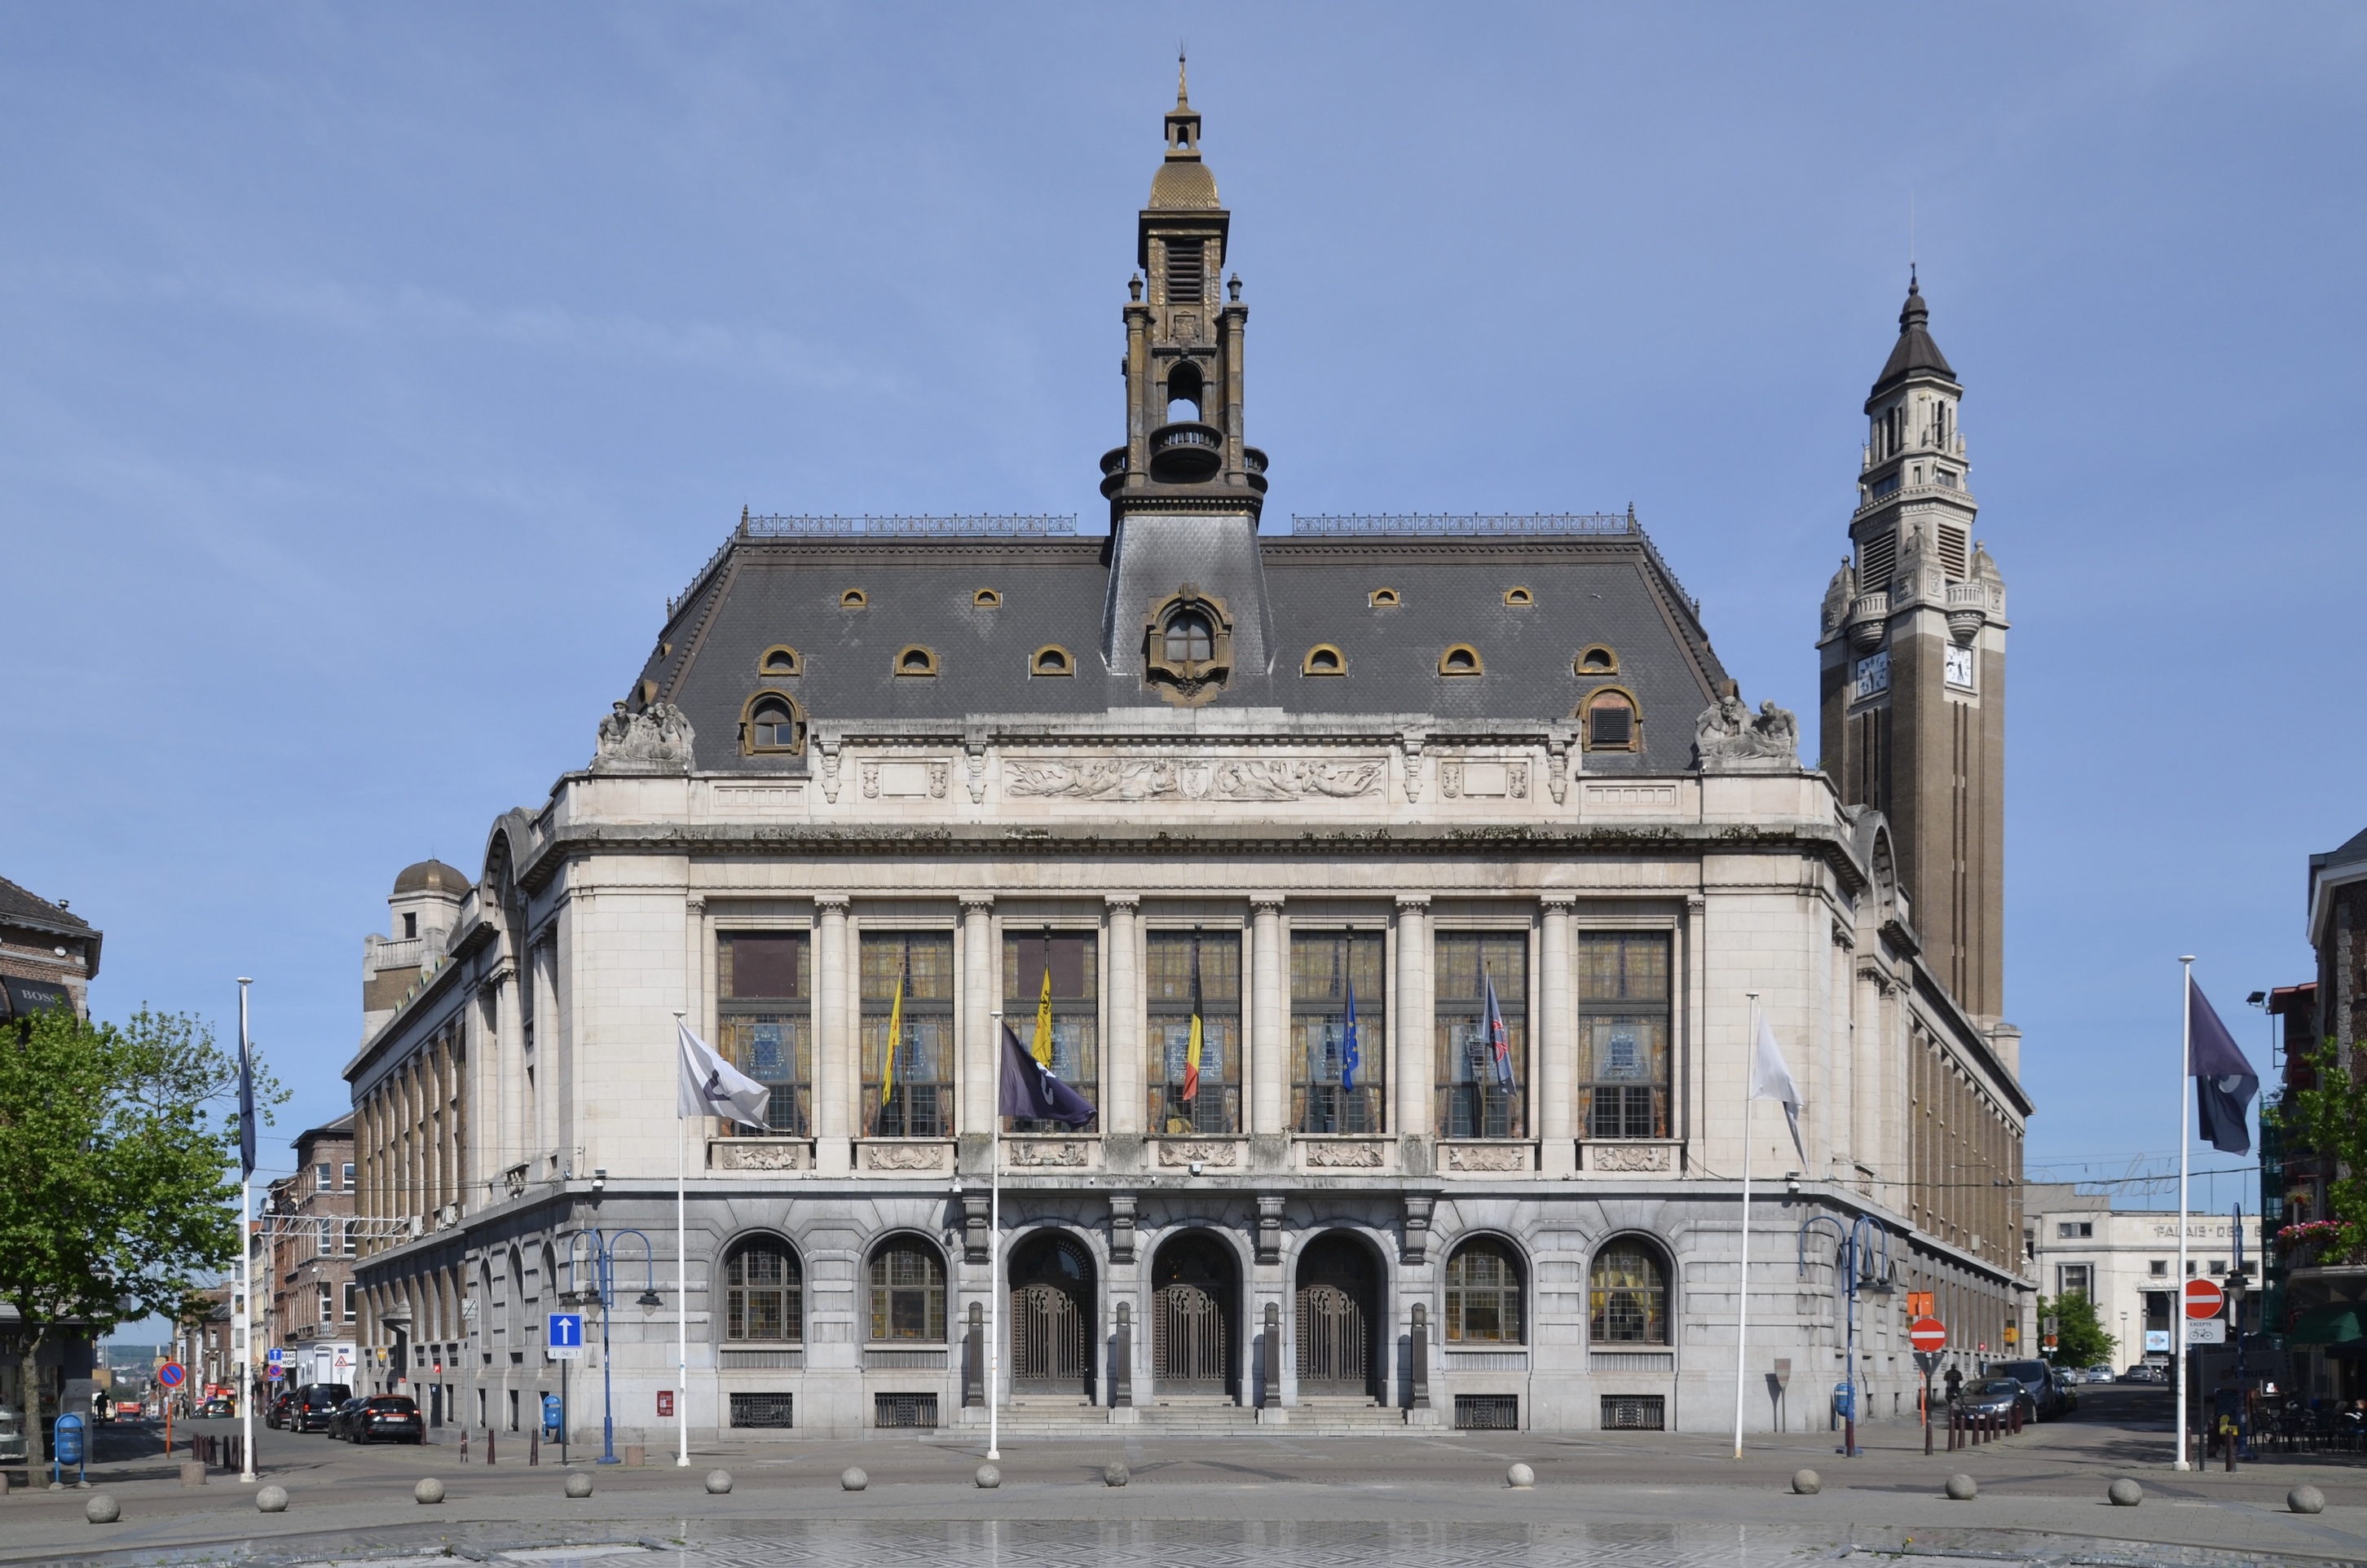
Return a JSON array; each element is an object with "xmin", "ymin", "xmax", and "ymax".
[
  {"xmin": 2183, "ymin": 1277, "xmax": 2224, "ymax": 1319},
  {"xmin": 1909, "ymin": 1316, "xmax": 1948, "ymax": 1352}
]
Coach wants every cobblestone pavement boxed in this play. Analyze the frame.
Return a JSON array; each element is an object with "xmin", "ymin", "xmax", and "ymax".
[{"xmin": 4, "ymin": 1389, "xmax": 2365, "ymax": 1567}]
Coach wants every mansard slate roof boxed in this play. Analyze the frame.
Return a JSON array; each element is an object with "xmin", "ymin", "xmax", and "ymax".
[
  {"xmin": 1871, "ymin": 273, "xmax": 1956, "ymax": 399},
  {"xmin": 632, "ymin": 524, "xmax": 1730, "ymax": 777}
]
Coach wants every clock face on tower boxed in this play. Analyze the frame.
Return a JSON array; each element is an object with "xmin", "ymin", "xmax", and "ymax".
[{"xmin": 1944, "ymin": 643, "xmax": 1975, "ymax": 689}]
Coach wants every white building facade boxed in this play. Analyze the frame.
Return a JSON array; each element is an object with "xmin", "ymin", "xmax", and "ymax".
[{"xmin": 345, "ymin": 78, "xmax": 2030, "ymax": 1443}]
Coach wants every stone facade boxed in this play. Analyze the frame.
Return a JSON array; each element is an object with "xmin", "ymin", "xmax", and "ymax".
[{"xmin": 343, "ymin": 77, "xmax": 2031, "ymax": 1444}]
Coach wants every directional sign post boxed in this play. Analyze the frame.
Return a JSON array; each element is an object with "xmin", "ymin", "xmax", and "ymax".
[
  {"xmin": 1909, "ymin": 1319, "xmax": 1947, "ymax": 1455},
  {"xmin": 548, "ymin": 1313, "xmax": 585, "ymax": 1359},
  {"xmin": 2183, "ymin": 1278, "xmax": 2225, "ymax": 1320}
]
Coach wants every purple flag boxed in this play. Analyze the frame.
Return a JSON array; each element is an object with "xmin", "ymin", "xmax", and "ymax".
[
  {"xmin": 2188, "ymin": 977, "xmax": 2259, "ymax": 1156},
  {"xmin": 999, "ymin": 1023, "xmax": 1096, "ymax": 1126}
]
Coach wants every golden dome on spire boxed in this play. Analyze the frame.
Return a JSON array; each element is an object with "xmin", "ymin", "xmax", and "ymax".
[{"xmin": 1149, "ymin": 51, "xmax": 1220, "ymax": 210}]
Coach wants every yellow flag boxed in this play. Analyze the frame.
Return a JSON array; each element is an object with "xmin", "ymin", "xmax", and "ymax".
[
  {"xmin": 881, "ymin": 964, "xmax": 904, "ymax": 1107},
  {"xmin": 1032, "ymin": 962, "xmax": 1055, "ymax": 1068}
]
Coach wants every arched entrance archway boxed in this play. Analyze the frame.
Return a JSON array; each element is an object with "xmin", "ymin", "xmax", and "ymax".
[
  {"xmin": 1151, "ymin": 1233, "xmax": 1237, "ymax": 1398},
  {"xmin": 1009, "ymin": 1231, "xmax": 1095, "ymax": 1398},
  {"xmin": 1295, "ymin": 1231, "xmax": 1380, "ymax": 1398}
]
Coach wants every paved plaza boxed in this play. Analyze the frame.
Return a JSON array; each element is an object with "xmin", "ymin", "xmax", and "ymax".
[{"xmin": 5, "ymin": 1389, "xmax": 2365, "ymax": 1567}]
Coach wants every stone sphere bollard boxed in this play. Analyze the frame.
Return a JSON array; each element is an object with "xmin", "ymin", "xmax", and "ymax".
[
  {"xmin": 705, "ymin": 1469, "xmax": 734, "ymax": 1495},
  {"xmin": 256, "ymin": 1484, "xmax": 290, "ymax": 1513},
  {"xmin": 85, "ymin": 1493, "xmax": 121, "ymax": 1524},
  {"xmin": 2290, "ymin": 1485, "xmax": 2327, "ymax": 1516},
  {"xmin": 1792, "ymin": 1469, "xmax": 1822, "ymax": 1495},
  {"xmin": 1103, "ymin": 1462, "xmax": 1129, "ymax": 1487},
  {"xmin": 975, "ymin": 1463, "xmax": 1001, "ymax": 1489},
  {"xmin": 2108, "ymin": 1478, "xmax": 2144, "ymax": 1508},
  {"xmin": 1944, "ymin": 1473, "xmax": 1978, "ymax": 1501},
  {"xmin": 565, "ymin": 1472, "xmax": 594, "ymax": 1499},
  {"xmin": 414, "ymin": 1478, "xmax": 446, "ymax": 1505},
  {"xmin": 840, "ymin": 1467, "xmax": 868, "ymax": 1492},
  {"xmin": 1506, "ymin": 1463, "xmax": 1535, "ymax": 1490}
]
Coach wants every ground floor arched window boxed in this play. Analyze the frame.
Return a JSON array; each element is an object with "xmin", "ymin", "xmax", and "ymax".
[{"xmin": 1589, "ymin": 1237, "xmax": 1669, "ymax": 1345}]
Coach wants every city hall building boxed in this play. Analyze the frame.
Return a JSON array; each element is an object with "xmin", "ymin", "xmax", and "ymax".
[{"xmin": 346, "ymin": 75, "xmax": 2031, "ymax": 1442}]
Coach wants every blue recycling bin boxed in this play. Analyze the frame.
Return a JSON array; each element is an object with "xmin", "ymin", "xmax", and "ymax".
[
  {"xmin": 53, "ymin": 1412, "xmax": 85, "ymax": 1486},
  {"xmin": 542, "ymin": 1392, "xmax": 562, "ymax": 1440}
]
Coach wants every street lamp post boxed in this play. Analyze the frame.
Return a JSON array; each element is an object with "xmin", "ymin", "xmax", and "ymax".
[
  {"xmin": 1799, "ymin": 1213, "xmax": 1893, "ymax": 1459},
  {"xmin": 566, "ymin": 1229, "xmax": 657, "ymax": 1465}
]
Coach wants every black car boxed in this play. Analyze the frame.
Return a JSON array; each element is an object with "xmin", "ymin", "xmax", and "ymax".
[
  {"xmin": 1962, "ymin": 1376, "xmax": 2037, "ymax": 1425},
  {"xmin": 342, "ymin": 1394, "xmax": 425, "ymax": 1445},
  {"xmin": 1986, "ymin": 1359, "xmax": 2063, "ymax": 1420},
  {"xmin": 264, "ymin": 1388, "xmax": 296, "ymax": 1429},
  {"xmin": 290, "ymin": 1383, "xmax": 350, "ymax": 1434}
]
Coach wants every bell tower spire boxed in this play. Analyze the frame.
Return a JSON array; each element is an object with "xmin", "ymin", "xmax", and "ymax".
[
  {"xmin": 1097, "ymin": 67, "xmax": 1273, "ymax": 702},
  {"xmin": 1818, "ymin": 275, "xmax": 2011, "ymax": 1033}
]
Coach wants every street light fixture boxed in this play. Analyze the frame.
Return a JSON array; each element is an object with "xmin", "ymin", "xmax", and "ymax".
[
  {"xmin": 1798, "ymin": 1212, "xmax": 1893, "ymax": 1460},
  {"xmin": 566, "ymin": 1229, "xmax": 657, "ymax": 1464}
]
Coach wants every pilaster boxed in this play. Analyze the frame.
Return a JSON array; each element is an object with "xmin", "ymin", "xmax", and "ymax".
[
  {"xmin": 1537, "ymin": 896, "xmax": 1576, "ymax": 1174},
  {"xmin": 814, "ymin": 895, "xmax": 852, "ymax": 1174}
]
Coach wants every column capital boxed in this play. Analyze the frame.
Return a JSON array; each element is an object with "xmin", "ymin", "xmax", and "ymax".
[
  {"xmin": 1539, "ymin": 893, "xmax": 1577, "ymax": 913},
  {"xmin": 957, "ymin": 893, "xmax": 996, "ymax": 914},
  {"xmin": 1102, "ymin": 892, "xmax": 1142, "ymax": 911},
  {"xmin": 813, "ymin": 894, "xmax": 851, "ymax": 914},
  {"xmin": 685, "ymin": 894, "xmax": 707, "ymax": 914},
  {"xmin": 1393, "ymin": 893, "xmax": 1431, "ymax": 912},
  {"xmin": 1249, "ymin": 893, "xmax": 1287, "ymax": 915}
]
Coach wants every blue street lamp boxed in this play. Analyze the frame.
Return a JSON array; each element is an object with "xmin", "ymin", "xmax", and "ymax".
[
  {"xmin": 1798, "ymin": 1213, "xmax": 1893, "ymax": 1459},
  {"xmin": 565, "ymin": 1228, "xmax": 659, "ymax": 1465}
]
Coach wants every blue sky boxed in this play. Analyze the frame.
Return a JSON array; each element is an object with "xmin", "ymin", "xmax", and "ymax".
[{"xmin": 5, "ymin": 4, "xmax": 2360, "ymax": 1222}]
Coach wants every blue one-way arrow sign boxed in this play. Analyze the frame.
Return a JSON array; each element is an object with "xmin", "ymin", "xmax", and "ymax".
[{"xmin": 548, "ymin": 1312, "xmax": 584, "ymax": 1359}]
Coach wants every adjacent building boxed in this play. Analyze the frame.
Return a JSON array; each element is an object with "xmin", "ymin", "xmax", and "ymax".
[
  {"xmin": 0, "ymin": 874, "xmax": 99, "ymax": 1024},
  {"xmin": 265, "ymin": 1116, "xmax": 360, "ymax": 1390},
  {"xmin": 2022, "ymin": 1185, "xmax": 2261, "ymax": 1367},
  {"xmin": 345, "ymin": 77, "xmax": 2031, "ymax": 1442}
]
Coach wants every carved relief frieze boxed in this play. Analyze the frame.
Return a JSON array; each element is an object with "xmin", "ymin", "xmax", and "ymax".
[
  {"xmin": 1005, "ymin": 1139, "xmax": 1091, "ymax": 1168},
  {"xmin": 712, "ymin": 1139, "xmax": 811, "ymax": 1172},
  {"xmin": 1154, "ymin": 1139, "xmax": 1241, "ymax": 1168},
  {"xmin": 1440, "ymin": 756, "xmax": 1529, "ymax": 800},
  {"xmin": 1005, "ymin": 756, "xmax": 1384, "ymax": 803},
  {"xmin": 860, "ymin": 1141, "xmax": 952, "ymax": 1172},
  {"xmin": 1442, "ymin": 1143, "xmax": 1527, "ymax": 1173},
  {"xmin": 1584, "ymin": 1142, "xmax": 1673, "ymax": 1174},
  {"xmin": 1303, "ymin": 1141, "xmax": 1386, "ymax": 1169}
]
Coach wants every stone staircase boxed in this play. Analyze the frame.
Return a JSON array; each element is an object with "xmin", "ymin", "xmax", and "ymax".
[{"xmin": 956, "ymin": 1396, "xmax": 1418, "ymax": 1439}]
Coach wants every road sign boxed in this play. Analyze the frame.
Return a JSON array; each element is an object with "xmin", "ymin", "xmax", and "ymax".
[
  {"xmin": 1913, "ymin": 1350, "xmax": 1943, "ymax": 1376},
  {"xmin": 2186, "ymin": 1319, "xmax": 2227, "ymax": 1345},
  {"xmin": 267, "ymin": 1347, "xmax": 284, "ymax": 1364},
  {"xmin": 266, "ymin": 1363, "xmax": 284, "ymax": 1380},
  {"xmin": 547, "ymin": 1312, "xmax": 584, "ymax": 1360},
  {"xmin": 156, "ymin": 1362, "xmax": 186, "ymax": 1389},
  {"xmin": 2145, "ymin": 1329, "xmax": 2171, "ymax": 1352},
  {"xmin": 1905, "ymin": 1291, "xmax": 1936, "ymax": 1318},
  {"xmin": 1909, "ymin": 1316, "xmax": 1948, "ymax": 1353},
  {"xmin": 2183, "ymin": 1277, "xmax": 2224, "ymax": 1319}
]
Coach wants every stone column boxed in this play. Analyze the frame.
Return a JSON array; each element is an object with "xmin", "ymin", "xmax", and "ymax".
[
  {"xmin": 1104, "ymin": 896, "xmax": 1141, "ymax": 1136},
  {"xmin": 959, "ymin": 895, "xmax": 995, "ymax": 1146},
  {"xmin": 1249, "ymin": 896, "xmax": 1287, "ymax": 1139},
  {"xmin": 1538, "ymin": 895, "xmax": 1576, "ymax": 1175},
  {"xmin": 1394, "ymin": 896, "xmax": 1431, "ymax": 1143},
  {"xmin": 814, "ymin": 896, "xmax": 852, "ymax": 1174},
  {"xmin": 493, "ymin": 965, "xmax": 522, "ymax": 1196}
]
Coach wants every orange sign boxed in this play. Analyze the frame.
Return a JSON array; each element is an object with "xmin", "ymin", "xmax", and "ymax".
[{"xmin": 1905, "ymin": 1292, "xmax": 1936, "ymax": 1318}]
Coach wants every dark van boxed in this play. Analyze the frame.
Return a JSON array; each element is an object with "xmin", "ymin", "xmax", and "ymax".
[{"xmin": 291, "ymin": 1382, "xmax": 351, "ymax": 1434}]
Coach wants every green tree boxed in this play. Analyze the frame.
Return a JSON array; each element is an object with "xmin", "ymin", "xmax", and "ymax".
[
  {"xmin": 2039, "ymin": 1289, "xmax": 2114, "ymax": 1368},
  {"xmin": 2277, "ymin": 1037, "xmax": 2367, "ymax": 1262},
  {"xmin": 0, "ymin": 1004, "xmax": 276, "ymax": 1470}
]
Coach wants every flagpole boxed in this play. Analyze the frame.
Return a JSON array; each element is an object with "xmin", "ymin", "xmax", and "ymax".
[
  {"xmin": 2174, "ymin": 958, "xmax": 2193, "ymax": 1471},
  {"xmin": 237, "ymin": 976, "xmax": 257, "ymax": 1484},
  {"xmin": 1734, "ymin": 991, "xmax": 1756, "ymax": 1460},
  {"xmin": 673, "ymin": 1010, "xmax": 690, "ymax": 1468},
  {"xmin": 988, "ymin": 1008, "xmax": 1003, "ymax": 1463}
]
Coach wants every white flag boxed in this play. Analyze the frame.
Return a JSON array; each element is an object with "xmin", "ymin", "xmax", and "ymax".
[
  {"xmin": 1751, "ymin": 1011, "xmax": 1807, "ymax": 1165},
  {"xmin": 677, "ymin": 1020, "xmax": 772, "ymax": 1130}
]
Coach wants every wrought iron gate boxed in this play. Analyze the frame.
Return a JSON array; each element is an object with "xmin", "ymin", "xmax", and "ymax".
[
  {"xmin": 1013, "ymin": 1282, "xmax": 1085, "ymax": 1388},
  {"xmin": 1154, "ymin": 1284, "xmax": 1226, "ymax": 1390},
  {"xmin": 1295, "ymin": 1283, "xmax": 1369, "ymax": 1393}
]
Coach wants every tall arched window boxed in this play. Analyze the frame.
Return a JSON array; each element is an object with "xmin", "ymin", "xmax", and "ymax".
[
  {"xmin": 725, "ymin": 1237, "xmax": 803, "ymax": 1341},
  {"xmin": 1589, "ymin": 1239, "xmax": 1669, "ymax": 1345},
  {"xmin": 1444, "ymin": 1238, "xmax": 1525, "ymax": 1344},
  {"xmin": 868, "ymin": 1240, "xmax": 947, "ymax": 1342}
]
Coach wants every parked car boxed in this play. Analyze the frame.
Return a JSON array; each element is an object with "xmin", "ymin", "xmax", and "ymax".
[
  {"xmin": 1963, "ymin": 1377, "xmax": 2036, "ymax": 1425},
  {"xmin": 1986, "ymin": 1359, "xmax": 2063, "ymax": 1420},
  {"xmin": 264, "ymin": 1388, "xmax": 296, "ymax": 1429},
  {"xmin": 342, "ymin": 1395, "xmax": 424, "ymax": 1445},
  {"xmin": 290, "ymin": 1383, "xmax": 350, "ymax": 1434},
  {"xmin": 2050, "ymin": 1368, "xmax": 2081, "ymax": 1413},
  {"xmin": 201, "ymin": 1396, "xmax": 236, "ymax": 1418},
  {"xmin": 324, "ymin": 1398, "xmax": 367, "ymax": 1441}
]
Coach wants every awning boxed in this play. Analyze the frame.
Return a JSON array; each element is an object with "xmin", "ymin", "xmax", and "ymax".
[
  {"xmin": 2288, "ymin": 1303, "xmax": 2365, "ymax": 1346},
  {"xmin": 0, "ymin": 977, "xmax": 71, "ymax": 1020}
]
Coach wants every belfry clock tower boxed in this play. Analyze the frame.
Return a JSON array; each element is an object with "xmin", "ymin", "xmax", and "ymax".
[{"xmin": 1818, "ymin": 275, "xmax": 2012, "ymax": 1031}]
